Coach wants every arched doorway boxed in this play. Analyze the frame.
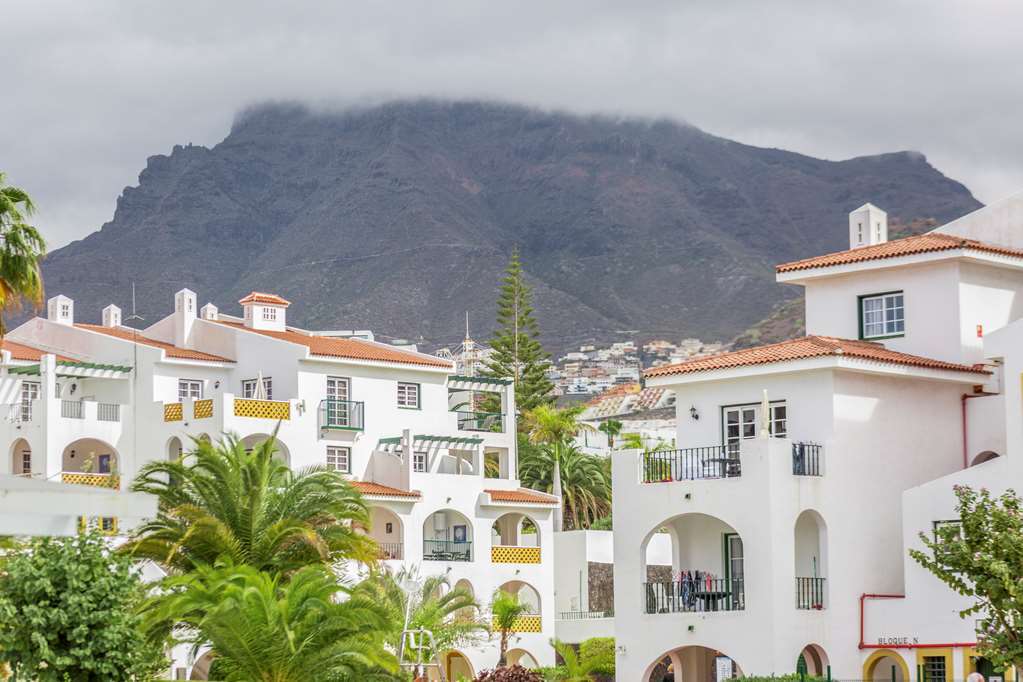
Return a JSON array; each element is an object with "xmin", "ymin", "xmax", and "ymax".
[
  {"xmin": 423, "ymin": 509, "xmax": 474, "ymax": 562},
  {"xmin": 452, "ymin": 578, "xmax": 477, "ymax": 621},
  {"xmin": 798, "ymin": 644, "xmax": 830, "ymax": 676},
  {"xmin": 441, "ymin": 650, "xmax": 474, "ymax": 681},
  {"xmin": 366, "ymin": 506, "xmax": 404, "ymax": 560},
  {"xmin": 9, "ymin": 438, "xmax": 31, "ymax": 476},
  {"xmin": 492, "ymin": 512, "xmax": 541, "ymax": 563},
  {"xmin": 641, "ymin": 513, "xmax": 745, "ymax": 614},
  {"xmin": 240, "ymin": 433, "xmax": 290, "ymax": 466},
  {"xmin": 507, "ymin": 648, "xmax": 538, "ymax": 668},
  {"xmin": 167, "ymin": 436, "xmax": 183, "ymax": 462},
  {"xmin": 864, "ymin": 649, "xmax": 910, "ymax": 682},
  {"xmin": 61, "ymin": 438, "xmax": 119, "ymax": 487},
  {"xmin": 497, "ymin": 580, "xmax": 541, "ymax": 614},
  {"xmin": 794, "ymin": 510, "xmax": 828, "ymax": 609},
  {"xmin": 644, "ymin": 646, "xmax": 744, "ymax": 682},
  {"xmin": 971, "ymin": 451, "xmax": 1000, "ymax": 466},
  {"xmin": 190, "ymin": 650, "xmax": 215, "ymax": 680}
]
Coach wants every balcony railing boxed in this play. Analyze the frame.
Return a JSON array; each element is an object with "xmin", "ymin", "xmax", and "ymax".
[
  {"xmin": 378, "ymin": 542, "xmax": 404, "ymax": 561},
  {"xmin": 193, "ymin": 398, "xmax": 214, "ymax": 419},
  {"xmin": 8, "ymin": 402, "xmax": 32, "ymax": 423},
  {"xmin": 61, "ymin": 400, "xmax": 83, "ymax": 419},
  {"xmin": 557, "ymin": 609, "xmax": 614, "ymax": 620},
  {"xmin": 62, "ymin": 472, "xmax": 120, "ymax": 489},
  {"xmin": 492, "ymin": 614, "xmax": 541, "ymax": 633},
  {"xmin": 644, "ymin": 577, "xmax": 745, "ymax": 614},
  {"xmin": 319, "ymin": 399, "xmax": 365, "ymax": 431},
  {"xmin": 164, "ymin": 402, "xmax": 183, "ymax": 422},
  {"xmin": 792, "ymin": 442, "xmax": 823, "ymax": 476},
  {"xmin": 456, "ymin": 410, "xmax": 504, "ymax": 432},
  {"xmin": 491, "ymin": 545, "xmax": 541, "ymax": 564},
  {"xmin": 97, "ymin": 403, "xmax": 120, "ymax": 422},
  {"xmin": 795, "ymin": 577, "xmax": 826, "ymax": 610},
  {"xmin": 423, "ymin": 539, "xmax": 473, "ymax": 562},
  {"xmin": 642, "ymin": 445, "xmax": 741, "ymax": 483},
  {"xmin": 234, "ymin": 398, "xmax": 291, "ymax": 420}
]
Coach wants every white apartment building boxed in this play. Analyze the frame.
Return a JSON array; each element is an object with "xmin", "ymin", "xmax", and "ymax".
[
  {"xmin": 0, "ymin": 289, "xmax": 557, "ymax": 680},
  {"xmin": 612, "ymin": 194, "xmax": 1023, "ymax": 681}
]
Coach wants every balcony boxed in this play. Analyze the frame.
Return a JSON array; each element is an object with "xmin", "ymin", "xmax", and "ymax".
[
  {"xmin": 61, "ymin": 472, "xmax": 120, "ymax": 489},
  {"xmin": 493, "ymin": 614, "xmax": 541, "ymax": 633},
  {"xmin": 795, "ymin": 577, "xmax": 826, "ymax": 610},
  {"xmin": 319, "ymin": 399, "xmax": 365, "ymax": 431},
  {"xmin": 792, "ymin": 442, "xmax": 823, "ymax": 476},
  {"xmin": 423, "ymin": 539, "xmax": 473, "ymax": 562},
  {"xmin": 455, "ymin": 410, "xmax": 504, "ymax": 433},
  {"xmin": 557, "ymin": 609, "xmax": 614, "ymax": 620},
  {"xmin": 234, "ymin": 398, "xmax": 290, "ymax": 420},
  {"xmin": 491, "ymin": 545, "xmax": 541, "ymax": 564},
  {"xmin": 378, "ymin": 542, "xmax": 403, "ymax": 561},
  {"xmin": 644, "ymin": 577, "xmax": 745, "ymax": 614},
  {"xmin": 642, "ymin": 445, "xmax": 741, "ymax": 483}
]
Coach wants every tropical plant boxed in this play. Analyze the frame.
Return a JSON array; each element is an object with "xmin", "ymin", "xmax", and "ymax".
[
  {"xmin": 0, "ymin": 531, "xmax": 166, "ymax": 680},
  {"xmin": 522, "ymin": 404, "xmax": 596, "ymax": 531},
  {"xmin": 577, "ymin": 637, "xmax": 614, "ymax": 678},
  {"xmin": 490, "ymin": 590, "xmax": 532, "ymax": 667},
  {"xmin": 122, "ymin": 433, "xmax": 377, "ymax": 575},
  {"xmin": 597, "ymin": 420, "xmax": 622, "ymax": 448},
  {"xmin": 541, "ymin": 639, "xmax": 606, "ymax": 681},
  {"xmin": 518, "ymin": 442, "xmax": 610, "ymax": 531},
  {"xmin": 483, "ymin": 247, "xmax": 553, "ymax": 413},
  {"xmin": 352, "ymin": 567, "xmax": 486, "ymax": 672},
  {"xmin": 0, "ymin": 172, "xmax": 46, "ymax": 337},
  {"xmin": 910, "ymin": 485, "xmax": 1023, "ymax": 670},
  {"xmin": 142, "ymin": 561, "xmax": 397, "ymax": 681}
]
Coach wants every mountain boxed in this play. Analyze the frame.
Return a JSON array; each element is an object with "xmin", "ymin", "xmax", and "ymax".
[{"xmin": 40, "ymin": 100, "xmax": 981, "ymax": 352}]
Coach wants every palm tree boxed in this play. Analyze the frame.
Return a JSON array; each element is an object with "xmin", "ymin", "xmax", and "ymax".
[
  {"xmin": 550, "ymin": 639, "xmax": 604, "ymax": 682},
  {"xmin": 352, "ymin": 567, "xmax": 486, "ymax": 674},
  {"xmin": 0, "ymin": 172, "xmax": 46, "ymax": 337},
  {"xmin": 490, "ymin": 590, "xmax": 532, "ymax": 667},
  {"xmin": 143, "ymin": 561, "xmax": 398, "ymax": 681},
  {"xmin": 122, "ymin": 433, "xmax": 377, "ymax": 575},
  {"xmin": 522, "ymin": 405, "xmax": 594, "ymax": 531},
  {"xmin": 518, "ymin": 444, "xmax": 610, "ymax": 530},
  {"xmin": 597, "ymin": 419, "xmax": 622, "ymax": 448}
]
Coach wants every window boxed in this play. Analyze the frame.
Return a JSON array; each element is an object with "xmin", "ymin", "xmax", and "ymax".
[
  {"xmin": 178, "ymin": 379, "xmax": 202, "ymax": 400},
  {"xmin": 60, "ymin": 303, "xmax": 70, "ymax": 318},
  {"xmin": 397, "ymin": 382, "xmax": 420, "ymax": 409},
  {"xmin": 19, "ymin": 381, "xmax": 39, "ymax": 422},
  {"xmin": 412, "ymin": 451, "xmax": 427, "ymax": 472},
  {"xmin": 857, "ymin": 222, "xmax": 863, "ymax": 244},
  {"xmin": 923, "ymin": 656, "xmax": 946, "ymax": 682},
  {"xmin": 933, "ymin": 519, "xmax": 962, "ymax": 542},
  {"xmin": 723, "ymin": 401, "xmax": 787, "ymax": 446},
  {"xmin": 860, "ymin": 291, "xmax": 904, "ymax": 339},
  {"xmin": 327, "ymin": 446, "xmax": 351, "ymax": 474},
  {"xmin": 770, "ymin": 404, "xmax": 787, "ymax": 438},
  {"xmin": 262, "ymin": 306, "xmax": 276, "ymax": 321},
  {"xmin": 242, "ymin": 377, "xmax": 273, "ymax": 400},
  {"xmin": 19, "ymin": 450, "xmax": 31, "ymax": 475}
]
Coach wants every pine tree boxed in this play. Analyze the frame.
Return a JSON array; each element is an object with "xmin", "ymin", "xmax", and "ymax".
[{"xmin": 484, "ymin": 248, "xmax": 554, "ymax": 414}]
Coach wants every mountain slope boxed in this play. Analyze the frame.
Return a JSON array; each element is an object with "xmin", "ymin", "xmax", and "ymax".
[{"xmin": 40, "ymin": 100, "xmax": 981, "ymax": 350}]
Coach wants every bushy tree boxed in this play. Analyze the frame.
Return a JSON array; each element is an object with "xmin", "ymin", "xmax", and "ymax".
[
  {"xmin": 910, "ymin": 485, "xmax": 1023, "ymax": 670},
  {"xmin": 484, "ymin": 248, "xmax": 553, "ymax": 413},
  {"xmin": 0, "ymin": 532, "xmax": 166, "ymax": 680},
  {"xmin": 0, "ymin": 171, "xmax": 46, "ymax": 337}
]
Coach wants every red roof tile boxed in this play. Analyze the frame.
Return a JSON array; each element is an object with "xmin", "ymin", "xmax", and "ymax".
[
  {"xmin": 351, "ymin": 481, "xmax": 421, "ymax": 499},
  {"xmin": 216, "ymin": 320, "xmax": 452, "ymax": 369},
  {"xmin": 1, "ymin": 340, "xmax": 77, "ymax": 363},
  {"xmin": 76, "ymin": 324, "xmax": 233, "ymax": 363},
  {"xmin": 645, "ymin": 336, "xmax": 988, "ymax": 378},
  {"xmin": 486, "ymin": 488, "xmax": 559, "ymax": 505},
  {"xmin": 776, "ymin": 233, "xmax": 1023, "ymax": 274},
  {"xmin": 239, "ymin": 292, "xmax": 291, "ymax": 306}
]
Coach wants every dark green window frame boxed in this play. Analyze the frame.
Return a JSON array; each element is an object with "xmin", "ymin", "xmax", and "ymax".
[{"xmin": 858, "ymin": 290, "xmax": 905, "ymax": 341}]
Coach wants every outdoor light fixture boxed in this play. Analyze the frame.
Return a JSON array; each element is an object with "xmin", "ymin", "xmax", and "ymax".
[{"xmin": 689, "ymin": 406, "xmax": 699, "ymax": 420}]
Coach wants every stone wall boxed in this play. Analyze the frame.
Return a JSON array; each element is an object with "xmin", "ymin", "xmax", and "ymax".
[{"xmin": 588, "ymin": 562, "xmax": 672, "ymax": 613}]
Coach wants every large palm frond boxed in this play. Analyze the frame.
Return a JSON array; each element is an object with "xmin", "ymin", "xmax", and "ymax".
[{"xmin": 0, "ymin": 172, "xmax": 45, "ymax": 337}]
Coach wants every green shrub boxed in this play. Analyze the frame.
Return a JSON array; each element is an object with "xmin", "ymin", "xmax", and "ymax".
[{"xmin": 578, "ymin": 637, "xmax": 615, "ymax": 676}]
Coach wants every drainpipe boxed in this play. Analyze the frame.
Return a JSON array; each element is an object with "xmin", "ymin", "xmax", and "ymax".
[{"xmin": 859, "ymin": 593, "xmax": 975, "ymax": 649}]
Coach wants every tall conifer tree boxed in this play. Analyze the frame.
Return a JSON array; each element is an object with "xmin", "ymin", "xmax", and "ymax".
[{"xmin": 484, "ymin": 248, "xmax": 553, "ymax": 413}]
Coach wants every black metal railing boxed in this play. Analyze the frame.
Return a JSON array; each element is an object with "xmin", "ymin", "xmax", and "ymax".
[
  {"xmin": 557, "ymin": 609, "xmax": 614, "ymax": 620},
  {"xmin": 792, "ymin": 442, "xmax": 823, "ymax": 476},
  {"xmin": 378, "ymin": 542, "xmax": 403, "ymax": 561},
  {"xmin": 642, "ymin": 444, "xmax": 741, "ymax": 483},
  {"xmin": 455, "ymin": 410, "xmax": 504, "ymax": 432},
  {"xmin": 97, "ymin": 403, "xmax": 120, "ymax": 422},
  {"xmin": 61, "ymin": 400, "xmax": 83, "ymax": 419},
  {"xmin": 795, "ymin": 577, "xmax": 826, "ymax": 609},
  {"xmin": 423, "ymin": 539, "xmax": 472, "ymax": 562},
  {"xmin": 644, "ymin": 577, "xmax": 745, "ymax": 614},
  {"xmin": 318, "ymin": 399, "xmax": 365, "ymax": 431}
]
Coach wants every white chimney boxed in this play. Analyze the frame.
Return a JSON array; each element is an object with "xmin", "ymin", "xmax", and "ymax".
[
  {"xmin": 174, "ymin": 288, "xmax": 197, "ymax": 348},
  {"xmin": 849, "ymin": 203, "xmax": 888, "ymax": 249},
  {"xmin": 239, "ymin": 292, "xmax": 290, "ymax": 331},
  {"xmin": 102, "ymin": 304, "xmax": 122, "ymax": 328},
  {"xmin": 47, "ymin": 295, "xmax": 74, "ymax": 326},
  {"xmin": 200, "ymin": 303, "xmax": 218, "ymax": 321}
]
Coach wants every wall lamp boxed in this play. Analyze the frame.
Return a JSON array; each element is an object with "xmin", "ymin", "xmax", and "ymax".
[{"xmin": 689, "ymin": 406, "xmax": 700, "ymax": 420}]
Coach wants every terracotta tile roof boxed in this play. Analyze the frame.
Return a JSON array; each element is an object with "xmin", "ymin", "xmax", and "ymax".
[
  {"xmin": 776, "ymin": 233, "xmax": 1023, "ymax": 274},
  {"xmin": 486, "ymin": 488, "xmax": 559, "ymax": 505},
  {"xmin": 351, "ymin": 481, "xmax": 421, "ymax": 499},
  {"xmin": 216, "ymin": 320, "xmax": 453, "ymax": 369},
  {"xmin": 239, "ymin": 291, "xmax": 291, "ymax": 306},
  {"xmin": 76, "ymin": 324, "xmax": 234, "ymax": 363},
  {"xmin": 644, "ymin": 336, "xmax": 989, "ymax": 378},
  {"xmin": 1, "ymin": 340, "xmax": 77, "ymax": 363}
]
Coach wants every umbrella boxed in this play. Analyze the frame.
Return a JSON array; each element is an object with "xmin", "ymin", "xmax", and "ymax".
[{"xmin": 253, "ymin": 370, "xmax": 268, "ymax": 400}]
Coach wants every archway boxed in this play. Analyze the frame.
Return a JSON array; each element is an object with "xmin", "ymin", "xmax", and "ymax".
[
  {"xmin": 423, "ymin": 509, "xmax": 474, "ymax": 561},
  {"xmin": 452, "ymin": 578, "xmax": 477, "ymax": 621},
  {"xmin": 367, "ymin": 506, "xmax": 404, "ymax": 560},
  {"xmin": 61, "ymin": 438, "xmax": 118, "ymax": 486},
  {"xmin": 9, "ymin": 438, "xmax": 31, "ymax": 476},
  {"xmin": 492, "ymin": 512, "xmax": 541, "ymax": 563},
  {"xmin": 497, "ymin": 580, "xmax": 541, "ymax": 614},
  {"xmin": 507, "ymin": 648, "xmax": 538, "ymax": 668},
  {"xmin": 441, "ymin": 650, "xmax": 475, "ymax": 681},
  {"xmin": 864, "ymin": 649, "xmax": 910, "ymax": 682},
  {"xmin": 971, "ymin": 450, "xmax": 1000, "ymax": 466},
  {"xmin": 240, "ymin": 433, "xmax": 290, "ymax": 466},
  {"xmin": 794, "ymin": 510, "xmax": 828, "ymax": 609},
  {"xmin": 641, "ymin": 513, "xmax": 744, "ymax": 614},
  {"xmin": 644, "ymin": 646, "xmax": 744, "ymax": 682},
  {"xmin": 190, "ymin": 650, "xmax": 215, "ymax": 680},
  {"xmin": 798, "ymin": 644, "xmax": 830, "ymax": 676},
  {"xmin": 167, "ymin": 436, "xmax": 183, "ymax": 462}
]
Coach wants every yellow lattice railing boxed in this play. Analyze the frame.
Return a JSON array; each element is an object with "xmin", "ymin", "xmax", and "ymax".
[
  {"xmin": 491, "ymin": 545, "xmax": 541, "ymax": 564},
  {"xmin": 164, "ymin": 402, "xmax": 183, "ymax": 422},
  {"xmin": 193, "ymin": 398, "xmax": 214, "ymax": 419},
  {"xmin": 78, "ymin": 516, "xmax": 118, "ymax": 535},
  {"xmin": 234, "ymin": 398, "xmax": 290, "ymax": 420},
  {"xmin": 493, "ymin": 614, "xmax": 542, "ymax": 633},
  {"xmin": 62, "ymin": 472, "xmax": 120, "ymax": 489}
]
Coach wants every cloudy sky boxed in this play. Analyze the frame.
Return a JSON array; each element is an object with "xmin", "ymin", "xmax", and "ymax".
[{"xmin": 3, "ymin": 1, "xmax": 1022, "ymax": 248}]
